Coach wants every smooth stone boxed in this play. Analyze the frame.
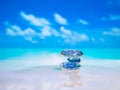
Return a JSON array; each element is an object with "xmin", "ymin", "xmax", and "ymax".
[
  {"xmin": 61, "ymin": 50, "xmax": 83, "ymax": 57},
  {"xmin": 60, "ymin": 62, "xmax": 81, "ymax": 70},
  {"xmin": 67, "ymin": 57, "xmax": 81, "ymax": 63}
]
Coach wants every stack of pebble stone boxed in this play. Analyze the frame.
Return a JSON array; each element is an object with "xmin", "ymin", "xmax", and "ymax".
[{"xmin": 60, "ymin": 50, "xmax": 83, "ymax": 70}]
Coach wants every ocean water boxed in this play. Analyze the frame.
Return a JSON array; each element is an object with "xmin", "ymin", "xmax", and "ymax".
[
  {"xmin": 0, "ymin": 48, "xmax": 120, "ymax": 70},
  {"xmin": 1, "ymin": 48, "xmax": 120, "ymax": 60}
]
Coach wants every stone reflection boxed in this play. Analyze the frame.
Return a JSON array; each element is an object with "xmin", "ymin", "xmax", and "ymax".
[{"xmin": 61, "ymin": 69, "xmax": 83, "ymax": 87}]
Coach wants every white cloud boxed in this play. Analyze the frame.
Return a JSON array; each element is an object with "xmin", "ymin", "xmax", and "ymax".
[
  {"xmin": 41, "ymin": 26, "xmax": 52, "ymax": 37},
  {"xmin": 103, "ymin": 28, "xmax": 120, "ymax": 36},
  {"xmin": 4, "ymin": 21, "xmax": 20, "ymax": 35},
  {"xmin": 7, "ymin": 28, "xmax": 17, "ymax": 36},
  {"xmin": 7, "ymin": 25, "xmax": 23, "ymax": 36},
  {"xmin": 60, "ymin": 27, "xmax": 72, "ymax": 35},
  {"xmin": 23, "ymin": 28, "xmax": 38, "ymax": 43},
  {"xmin": 6, "ymin": 24, "xmax": 89, "ymax": 45},
  {"xmin": 38, "ymin": 26, "xmax": 60, "ymax": 39},
  {"xmin": 6, "ymin": 23, "xmax": 60, "ymax": 44},
  {"xmin": 6, "ymin": 12, "xmax": 91, "ymax": 46},
  {"xmin": 60, "ymin": 27, "xmax": 89, "ymax": 45},
  {"xmin": 20, "ymin": 12, "xmax": 60, "ymax": 39},
  {"xmin": 54, "ymin": 13, "xmax": 68, "ymax": 25},
  {"xmin": 50, "ymin": 29, "xmax": 59, "ymax": 37},
  {"xmin": 38, "ymin": 26, "xmax": 52, "ymax": 39},
  {"xmin": 101, "ymin": 14, "xmax": 120, "ymax": 21},
  {"xmin": 20, "ymin": 12, "xmax": 50, "ymax": 26},
  {"xmin": 6, "ymin": 25, "xmax": 38, "ymax": 43},
  {"xmin": 79, "ymin": 19, "xmax": 88, "ymax": 25}
]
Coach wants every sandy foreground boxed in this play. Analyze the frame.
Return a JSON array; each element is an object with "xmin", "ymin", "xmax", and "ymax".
[{"xmin": 0, "ymin": 60, "xmax": 120, "ymax": 90}]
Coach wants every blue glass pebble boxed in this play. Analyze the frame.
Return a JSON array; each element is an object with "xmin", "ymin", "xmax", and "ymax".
[
  {"xmin": 60, "ymin": 50, "xmax": 83, "ymax": 70},
  {"xmin": 61, "ymin": 50, "xmax": 83, "ymax": 57},
  {"xmin": 61, "ymin": 62, "xmax": 80, "ymax": 70},
  {"xmin": 67, "ymin": 57, "xmax": 81, "ymax": 63}
]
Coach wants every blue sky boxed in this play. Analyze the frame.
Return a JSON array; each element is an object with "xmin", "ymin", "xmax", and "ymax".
[{"xmin": 0, "ymin": 0, "xmax": 120, "ymax": 48}]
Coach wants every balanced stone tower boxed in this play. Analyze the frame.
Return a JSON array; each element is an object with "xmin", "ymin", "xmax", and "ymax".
[{"xmin": 60, "ymin": 50, "xmax": 83, "ymax": 70}]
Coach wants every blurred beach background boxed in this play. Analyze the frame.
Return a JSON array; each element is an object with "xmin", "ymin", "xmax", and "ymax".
[
  {"xmin": 0, "ymin": 0, "xmax": 120, "ymax": 90},
  {"xmin": 0, "ymin": 48, "xmax": 120, "ymax": 90}
]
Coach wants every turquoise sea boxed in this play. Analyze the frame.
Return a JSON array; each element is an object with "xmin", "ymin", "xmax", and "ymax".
[
  {"xmin": 0, "ymin": 48, "xmax": 120, "ymax": 60},
  {"xmin": 0, "ymin": 48, "xmax": 120, "ymax": 70}
]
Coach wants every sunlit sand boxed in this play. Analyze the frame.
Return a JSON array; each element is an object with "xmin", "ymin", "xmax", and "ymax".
[
  {"xmin": 0, "ymin": 62, "xmax": 120, "ymax": 90},
  {"xmin": 0, "ymin": 53, "xmax": 120, "ymax": 90}
]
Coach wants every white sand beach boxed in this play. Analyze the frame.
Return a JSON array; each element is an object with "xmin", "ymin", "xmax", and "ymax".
[
  {"xmin": 0, "ymin": 60, "xmax": 120, "ymax": 90},
  {"xmin": 0, "ymin": 53, "xmax": 120, "ymax": 90}
]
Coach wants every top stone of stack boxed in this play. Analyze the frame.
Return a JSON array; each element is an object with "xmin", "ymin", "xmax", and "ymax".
[{"xmin": 61, "ymin": 50, "xmax": 83, "ymax": 57}]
